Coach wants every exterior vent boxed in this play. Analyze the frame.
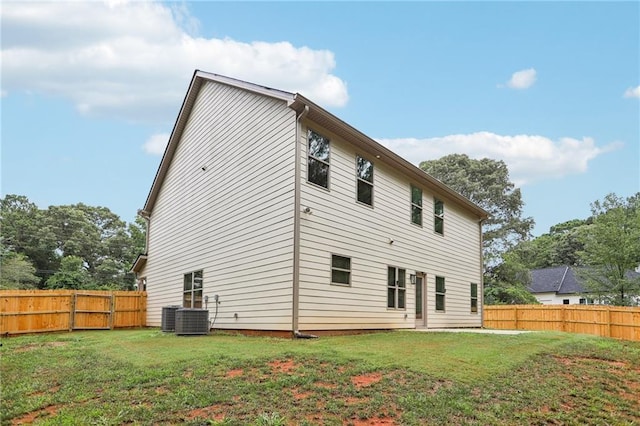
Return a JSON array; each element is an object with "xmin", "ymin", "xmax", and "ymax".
[
  {"xmin": 161, "ymin": 305, "xmax": 181, "ymax": 332},
  {"xmin": 175, "ymin": 308, "xmax": 209, "ymax": 335}
]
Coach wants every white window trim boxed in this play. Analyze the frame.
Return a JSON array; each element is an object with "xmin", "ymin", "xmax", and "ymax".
[
  {"xmin": 410, "ymin": 185, "xmax": 423, "ymax": 227},
  {"xmin": 387, "ymin": 266, "xmax": 407, "ymax": 310},
  {"xmin": 307, "ymin": 129, "xmax": 331, "ymax": 190},
  {"xmin": 331, "ymin": 254, "xmax": 351, "ymax": 286},
  {"xmin": 435, "ymin": 276, "xmax": 446, "ymax": 312},
  {"xmin": 355, "ymin": 155, "xmax": 374, "ymax": 208},
  {"xmin": 434, "ymin": 198, "xmax": 445, "ymax": 236}
]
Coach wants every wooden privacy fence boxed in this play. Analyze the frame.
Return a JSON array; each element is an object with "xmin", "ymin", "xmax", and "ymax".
[
  {"xmin": 484, "ymin": 304, "xmax": 640, "ymax": 342},
  {"xmin": 0, "ymin": 290, "xmax": 147, "ymax": 335}
]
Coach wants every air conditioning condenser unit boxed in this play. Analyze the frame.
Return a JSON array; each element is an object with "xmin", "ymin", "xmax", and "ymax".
[{"xmin": 175, "ymin": 308, "xmax": 209, "ymax": 335}]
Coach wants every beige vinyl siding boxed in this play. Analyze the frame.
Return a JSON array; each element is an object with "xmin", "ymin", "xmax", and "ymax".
[
  {"xmin": 298, "ymin": 123, "xmax": 482, "ymax": 330},
  {"xmin": 145, "ymin": 80, "xmax": 296, "ymax": 330}
]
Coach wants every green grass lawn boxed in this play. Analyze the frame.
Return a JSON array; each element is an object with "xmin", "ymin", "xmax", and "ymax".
[{"xmin": 2, "ymin": 329, "xmax": 639, "ymax": 425}]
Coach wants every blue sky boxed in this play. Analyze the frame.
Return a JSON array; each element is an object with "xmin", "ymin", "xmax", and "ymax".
[{"xmin": 1, "ymin": 1, "xmax": 638, "ymax": 236}]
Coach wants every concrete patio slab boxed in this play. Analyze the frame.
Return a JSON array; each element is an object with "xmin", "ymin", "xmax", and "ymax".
[{"xmin": 412, "ymin": 328, "xmax": 533, "ymax": 335}]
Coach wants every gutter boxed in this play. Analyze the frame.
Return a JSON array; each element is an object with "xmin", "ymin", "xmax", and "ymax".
[{"xmin": 292, "ymin": 105, "xmax": 309, "ymax": 336}]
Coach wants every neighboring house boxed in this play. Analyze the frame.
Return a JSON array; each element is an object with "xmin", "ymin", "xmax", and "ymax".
[
  {"xmin": 132, "ymin": 70, "xmax": 489, "ymax": 335},
  {"xmin": 529, "ymin": 266, "xmax": 640, "ymax": 305},
  {"xmin": 529, "ymin": 266, "xmax": 588, "ymax": 305}
]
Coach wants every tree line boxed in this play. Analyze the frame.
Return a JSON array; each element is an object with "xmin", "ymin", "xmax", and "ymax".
[
  {"xmin": 1, "ymin": 195, "xmax": 145, "ymax": 290},
  {"xmin": 421, "ymin": 154, "xmax": 640, "ymax": 306}
]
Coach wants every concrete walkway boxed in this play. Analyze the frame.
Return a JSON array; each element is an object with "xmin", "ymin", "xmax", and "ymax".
[{"xmin": 413, "ymin": 328, "xmax": 532, "ymax": 335}]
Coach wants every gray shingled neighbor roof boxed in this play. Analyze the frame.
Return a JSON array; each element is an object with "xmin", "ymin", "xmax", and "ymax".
[
  {"xmin": 529, "ymin": 266, "xmax": 640, "ymax": 296},
  {"xmin": 529, "ymin": 266, "xmax": 585, "ymax": 295}
]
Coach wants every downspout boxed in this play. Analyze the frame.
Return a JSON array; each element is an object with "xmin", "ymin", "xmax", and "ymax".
[
  {"xmin": 292, "ymin": 105, "xmax": 309, "ymax": 337},
  {"xmin": 479, "ymin": 218, "xmax": 485, "ymax": 328}
]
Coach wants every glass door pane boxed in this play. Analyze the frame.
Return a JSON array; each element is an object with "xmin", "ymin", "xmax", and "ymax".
[{"xmin": 415, "ymin": 277, "xmax": 423, "ymax": 320}]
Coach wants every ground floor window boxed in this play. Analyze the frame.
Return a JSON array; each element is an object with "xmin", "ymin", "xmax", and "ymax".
[
  {"xmin": 435, "ymin": 276, "xmax": 445, "ymax": 311},
  {"xmin": 183, "ymin": 270, "xmax": 203, "ymax": 308},
  {"xmin": 387, "ymin": 267, "xmax": 406, "ymax": 309},
  {"xmin": 563, "ymin": 299, "xmax": 570, "ymax": 305},
  {"xmin": 470, "ymin": 283, "xmax": 478, "ymax": 313},
  {"xmin": 331, "ymin": 255, "xmax": 351, "ymax": 285}
]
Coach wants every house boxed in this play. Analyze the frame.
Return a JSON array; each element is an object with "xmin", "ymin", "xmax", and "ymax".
[
  {"xmin": 529, "ymin": 266, "xmax": 640, "ymax": 305},
  {"xmin": 132, "ymin": 70, "xmax": 489, "ymax": 335},
  {"xmin": 529, "ymin": 266, "xmax": 588, "ymax": 305}
]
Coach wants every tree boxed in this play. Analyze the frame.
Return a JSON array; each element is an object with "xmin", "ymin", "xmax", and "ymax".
[
  {"xmin": 484, "ymin": 252, "xmax": 538, "ymax": 305},
  {"xmin": 46, "ymin": 203, "xmax": 136, "ymax": 289},
  {"xmin": 45, "ymin": 255, "xmax": 92, "ymax": 289},
  {"xmin": 1, "ymin": 194, "xmax": 142, "ymax": 290},
  {"xmin": 579, "ymin": 193, "xmax": 640, "ymax": 306},
  {"xmin": 420, "ymin": 154, "xmax": 534, "ymax": 304},
  {"xmin": 514, "ymin": 218, "xmax": 590, "ymax": 270},
  {"xmin": 128, "ymin": 215, "xmax": 147, "ymax": 259},
  {"xmin": 0, "ymin": 194, "xmax": 58, "ymax": 285},
  {"xmin": 0, "ymin": 250, "xmax": 40, "ymax": 289},
  {"xmin": 420, "ymin": 154, "xmax": 534, "ymax": 266}
]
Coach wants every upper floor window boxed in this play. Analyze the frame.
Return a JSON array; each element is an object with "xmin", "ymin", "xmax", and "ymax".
[
  {"xmin": 411, "ymin": 185, "xmax": 422, "ymax": 226},
  {"xmin": 434, "ymin": 198, "xmax": 444, "ymax": 235},
  {"xmin": 356, "ymin": 156, "xmax": 374, "ymax": 206},
  {"xmin": 331, "ymin": 255, "xmax": 351, "ymax": 285},
  {"xmin": 435, "ymin": 276, "xmax": 445, "ymax": 312},
  {"xmin": 308, "ymin": 130, "xmax": 330, "ymax": 189},
  {"xmin": 183, "ymin": 270, "xmax": 203, "ymax": 308},
  {"xmin": 387, "ymin": 267, "xmax": 406, "ymax": 309}
]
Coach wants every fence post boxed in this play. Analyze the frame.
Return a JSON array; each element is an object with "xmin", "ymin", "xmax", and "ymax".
[
  {"xmin": 139, "ymin": 292, "xmax": 145, "ymax": 327},
  {"xmin": 606, "ymin": 306, "xmax": 611, "ymax": 338},
  {"xmin": 109, "ymin": 293, "xmax": 115, "ymax": 330},
  {"xmin": 562, "ymin": 305, "xmax": 566, "ymax": 332},
  {"xmin": 69, "ymin": 293, "xmax": 76, "ymax": 331},
  {"xmin": 514, "ymin": 306, "xmax": 518, "ymax": 330}
]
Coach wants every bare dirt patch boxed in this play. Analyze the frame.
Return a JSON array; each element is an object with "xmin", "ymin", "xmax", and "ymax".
[
  {"xmin": 307, "ymin": 413, "xmax": 325, "ymax": 423},
  {"xmin": 185, "ymin": 405, "xmax": 226, "ymax": 422},
  {"xmin": 11, "ymin": 405, "xmax": 60, "ymax": 425},
  {"xmin": 225, "ymin": 368, "xmax": 244, "ymax": 378},
  {"xmin": 29, "ymin": 384, "xmax": 60, "ymax": 397},
  {"xmin": 346, "ymin": 396, "xmax": 371, "ymax": 405},
  {"xmin": 268, "ymin": 359, "xmax": 297, "ymax": 374},
  {"xmin": 555, "ymin": 356, "xmax": 629, "ymax": 369},
  {"xmin": 346, "ymin": 416, "xmax": 397, "ymax": 425},
  {"xmin": 351, "ymin": 372, "xmax": 382, "ymax": 388},
  {"xmin": 155, "ymin": 386, "xmax": 169, "ymax": 395},
  {"xmin": 291, "ymin": 388, "xmax": 313, "ymax": 400},
  {"xmin": 314, "ymin": 381, "xmax": 338, "ymax": 389}
]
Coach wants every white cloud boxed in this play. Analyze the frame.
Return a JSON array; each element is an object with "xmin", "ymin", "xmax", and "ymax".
[
  {"xmin": 0, "ymin": 1, "xmax": 348, "ymax": 123},
  {"xmin": 623, "ymin": 85, "xmax": 640, "ymax": 98},
  {"xmin": 377, "ymin": 132, "xmax": 621, "ymax": 186},
  {"xmin": 501, "ymin": 68, "xmax": 537, "ymax": 90},
  {"xmin": 142, "ymin": 133, "xmax": 170, "ymax": 155}
]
